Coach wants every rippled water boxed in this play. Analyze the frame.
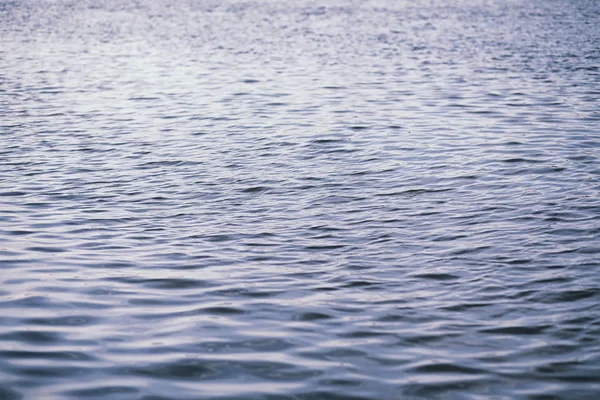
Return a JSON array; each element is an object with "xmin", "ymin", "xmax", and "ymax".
[{"xmin": 1, "ymin": 0, "xmax": 600, "ymax": 398}]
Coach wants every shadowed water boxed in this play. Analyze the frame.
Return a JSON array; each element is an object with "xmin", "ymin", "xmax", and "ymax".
[{"xmin": 1, "ymin": 0, "xmax": 599, "ymax": 399}]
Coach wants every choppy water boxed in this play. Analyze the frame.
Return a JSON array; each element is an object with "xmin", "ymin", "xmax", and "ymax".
[{"xmin": 1, "ymin": 0, "xmax": 600, "ymax": 398}]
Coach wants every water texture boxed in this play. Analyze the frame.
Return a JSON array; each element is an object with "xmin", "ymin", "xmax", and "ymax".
[{"xmin": 1, "ymin": 0, "xmax": 599, "ymax": 398}]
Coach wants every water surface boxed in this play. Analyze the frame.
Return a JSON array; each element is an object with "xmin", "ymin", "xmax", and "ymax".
[{"xmin": 1, "ymin": 0, "xmax": 600, "ymax": 399}]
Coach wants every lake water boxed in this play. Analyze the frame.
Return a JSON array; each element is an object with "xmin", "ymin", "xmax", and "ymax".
[{"xmin": 1, "ymin": 0, "xmax": 599, "ymax": 399}]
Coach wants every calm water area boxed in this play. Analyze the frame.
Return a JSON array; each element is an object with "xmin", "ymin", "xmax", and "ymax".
[{"xmin": 1, "ymin": 0, "xmax": 600, "ymax": 398}]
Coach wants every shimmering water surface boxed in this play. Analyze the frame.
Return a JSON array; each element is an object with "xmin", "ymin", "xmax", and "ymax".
[{"xmin": 1, "ymin": 0, "xmax": 600, "ymax": 398}]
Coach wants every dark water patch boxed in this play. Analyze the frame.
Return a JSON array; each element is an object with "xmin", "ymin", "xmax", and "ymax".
[
  {"xmin": 3, "ymin": 296, "xmax": 72, "ymax": 309},
  {"xmin": 502, "ymin": 158, "xmax": 545, "ymax": 163},
  {"xmin": 24, "ymin": 246, "xmax": 68, "ymax": 253},
  {"xmin": 241, "ymin": 186, "xmax": 270, "ymax": 193},
  {"xmin": 338, "ymin": 330, "xmax": 390, "ymax": 339},
  {"xmin": 309, "ymin": 138, "xmax": 347, "ymax": 145},
  {"xmin": 294, "ymin": 391, "xmax": 374, "ymax": 400},
  {"xmin": 480, "ymin": 325, "xmax": 550, "ymax": 335},
  {"xmin": 195, "ymin": 338, "xmax": 295, "ymax": 353},
  {"xmin": 204, "ymin": 234, "xmax": 236, "ymax": 242},
  {"xmin": 404, "ymin": 333, "xmax": 458, "ymax": 345},
  {"xmin": 12, "ymin": 365, "xmax": 87, "ymax": 378},
  {"xmin": 448, "ymin": 245, "xmax": 492, "ymax": 255},
  {"xmin": 295, "ymin": 312, "xmax": 332, "ymax": 321},
  {"xmin": 128, "ymin": 358, "xmax": 319, "ymax": 382},
  {"xmin": 64, "ymin": 386, "xmax": 140, "ymax": 399},
  {"xmin": 201, "ymin": 306, "xmax": 246, "ymax": 315},
  {"xmin": 129, "ymin": 96, "xmax": 161, "ymax": 101},
  {"xmin": 211, "ymin": 287, "xmax": 283, "ymax": 298},
  {"xmin": 539, "ymin": 289, "xmax": 599, "ymax": 303},
  {"xmin": 304, "ymin": 244, "xmax": 346, "ymax": 251},
  {"xmin": 134, "ymin": 305, "xmax": 247, "ymax": 320},
  {"xmin": 3, "ymin": 230, "xmax": 35, "ymax": 236},
  {"xmin": 408, "ymin": 362, "xmax": 486, "ymax": 375},
  {"xmin": 0, "ymin": 258, "xmax": 37, "ymax": 267},
  {"xmin": 89, "ymin": 261, "xmax": 138, "ymax": 269},
  {"xmin": 304, "ymin": 348, "xmax": 368, "ymax": 360},
  {"xmin": 413, "ymin": 273, "xmax": 459, "ymax": 281},
  {"xmin": 0, "ymin": 330, "xmax": 63, "ymax": 345},
  {"xmin": 126, "ymin": 359, "xmax": 220, "ymax": 380},
  {"xmin": 341, "ymin": 280, "xmax": 381, "ymax": 288},
  {"xmin": 375, "ymin": 314, "xmax": 408, "ymax": 323},
  {"xmin": 0, "ymin": 191, "xmax": 28, "ymax": 197},
  {"xmin": 318, "ymin": 378, "xmax": 362, "ymax": 387},
  {"xmin": 127, "ymin": 297, "xmax": 190, "ymax": 306},
  {"xmin": 533, "ymin": 362, "xmax": 600, "ymax": 383},
  {"xmin": 106, "ymin": 277, "xmax": 214, "ymax": 290},
  {"xmin": 265, "ymin": 102, "xmax": 288, "ymax": 107},
  {"xmin": 0, "ymin": 350, "xmax": 96, "ymax": 362},
  {"xmin": 0, "ymin": 387, "xmax": 23, "ymax": 400},
  {"xmin": 401, "ymin": 378, "xmax": 497, "ymax": 399},
  {"xmin": 25, "ymin": 316, "xmax": 100, "ymax": 327}
]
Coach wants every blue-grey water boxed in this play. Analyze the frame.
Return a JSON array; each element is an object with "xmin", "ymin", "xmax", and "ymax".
[{"xmin": 1, "ymin": 0, "xmax": 600, "ymax": 399}]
